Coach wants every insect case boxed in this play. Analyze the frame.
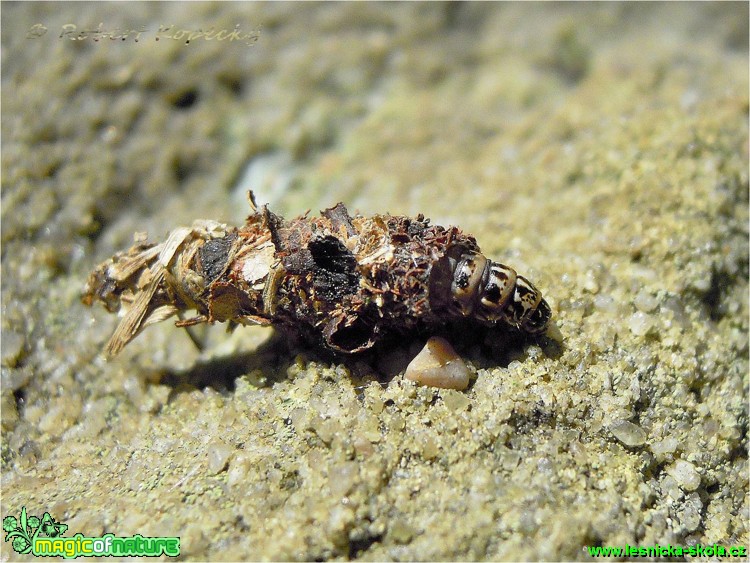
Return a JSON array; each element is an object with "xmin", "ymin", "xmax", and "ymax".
[{"xmin": 83, "ymin": 193, "xmax": 551, "ymax": 357}]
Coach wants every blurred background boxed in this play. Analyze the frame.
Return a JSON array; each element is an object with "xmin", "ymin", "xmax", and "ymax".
[{"xmin": 2, "ymin": 2, "xmax": 747, "ymax": 560}]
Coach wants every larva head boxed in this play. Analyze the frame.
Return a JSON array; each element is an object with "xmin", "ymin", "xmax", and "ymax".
[
  {"xmin": 520, "ymin": 297, "xmax": 552, "ymax": 335},
  {"xmin": 449, "ymin": 254, "xmax": 488, "ymax": 315},
  {"xmin": 503, "ymin": 275, "xmax": 543, "ymax": 325}
]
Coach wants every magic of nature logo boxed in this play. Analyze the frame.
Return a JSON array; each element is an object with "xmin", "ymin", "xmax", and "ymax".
[{"xmin": 3, "ymin": 506, "xmax": 180, "ymax": 558}]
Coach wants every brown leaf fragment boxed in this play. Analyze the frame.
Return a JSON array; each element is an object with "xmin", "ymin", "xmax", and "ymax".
[
  {"xmin": 208, "ymin": 282, "xmax": 258, "ymax": 323},
  {"xmin": 321, "ymin": 202, "xmax": 356, "ymax": 237}
]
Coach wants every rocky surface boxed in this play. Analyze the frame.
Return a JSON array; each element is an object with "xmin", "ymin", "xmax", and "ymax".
[{"xmin": 2, "ymin": 2, "xmax": 747, "ymax": 560}]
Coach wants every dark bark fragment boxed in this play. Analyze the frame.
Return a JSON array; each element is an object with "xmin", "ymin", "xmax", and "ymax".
[
  {"xmin": 322, "ymin": 202, "xmax": 356, "ymax": 237},
  {"xmin": 308, "ymin": 235, "xmax": 360, "ymax": 301},
  {"xmin": 199, "ymin": 232, "xmax": 237, "ymax": 283}
]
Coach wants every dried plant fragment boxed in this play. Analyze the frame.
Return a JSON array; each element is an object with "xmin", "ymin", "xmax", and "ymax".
[{"xmin": 82, "ymin": 192, "xmax": 552, "ymax": 357}]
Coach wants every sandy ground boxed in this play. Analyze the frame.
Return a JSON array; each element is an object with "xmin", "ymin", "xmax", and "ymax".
[{"xmin": 1, "ymin": 2, "xmax": 748, "ymax": 560}]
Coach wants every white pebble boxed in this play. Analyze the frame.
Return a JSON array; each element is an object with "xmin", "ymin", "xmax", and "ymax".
[
  {"xmin": 609, "ymin": 420, "xmax": 647, "ymax": 447},
  {"xmin": 691, "ymin": 274, "xmax": 712, "ymax": 293},
  {"xmin": 207, "ymin": 443, "xmax": 234, "ymax": 474},
  {"xmin": 328, "ymin": 461, "xmax": 358, "ymax": 498},
  {"xmin": 593, "ymin": 294, "xmax": 616, "ymax": 312},
  {"xmin": 669, "ymin": 459, "xmax": 701, "ymax": 492},
  {"xmin": 404, "ymin": 337, "xmax": 470, "ymax": 390},
  {"xmin": 650, "ymin": 436, "xmax": 679, "ymax": 456},
  {"xmin": 583, "ymin": 271, "xmax": 600, "ymax": 293},
  {"xmin": 634, "ymin": 289, "xmax": 659, "ymax": 313},
  {"xmin": 628, "ymin": 311, "xmax": 655, "ymax": 337},
  {"xmin": 0, "ymin": 331, "xmax": 25, "ymax": 367}
]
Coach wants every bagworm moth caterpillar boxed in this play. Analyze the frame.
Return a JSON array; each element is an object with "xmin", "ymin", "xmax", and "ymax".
[{"xmin": 83, "ymin": 193, "xmax": 552, "ymax": 357}]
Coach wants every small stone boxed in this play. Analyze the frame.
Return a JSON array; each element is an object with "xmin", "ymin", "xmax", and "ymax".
[
  {"xmin": 0, "ymin": 365, "xmax": 32, "ymax": 393},
  {"xmin": 207, "ymin": 443, "xmax": 234, "ymax": 474},
  {"xmin": 609, "ymin": 420, "xmax": 647, "ymax": 447},
  {"xmin": 669, "ymin": 459, "xmax": 701, "ymax": 492},
  {"xmin": 583, "ymin": 270, "xmax": 600, "ymax": 293},
  {"xmin": 544, "ymin": 321, "xmax": 564, "ymax": 343},
  {"xmin": 389, "ymin": 519, "xmax": 417, "ymax": 544},
  {"xmin": 180, "ymin": 524, "xmax": 208, "ymax": 557},
  {"xmin": 0, "ymin": 330, "xmax": 25, "ymax": 367},
  {"xmin": 660, "ymin": 474, "xmax": 683, "ymax": 500},
  {"xmin": 420, "ymin": 435, "xmax": 439, "ymax": 460},
  {"xmin": 1, "ymin": 391, "xmax": 19, "ymax": 430},
  {"xmin": 39, "ymin": 399, "xmax": 82, "ymax": 438},
  {"xmin": 691, "ymin": 274, "xmax": 712, "ymax": 293},
  {"xmin": 352, "ymin": 435, "xmax": 374, "ymax": 457},
  {"xmin": 404, "ymin": 337, "xmax": 470, "ymax": 390},
  {"xmin": 593, "ymin": 294, "xmax": 616, "ymax": 312},
  {"xmin": 327, "ymin": 505, "xmax": 356, "ymax": 544},
  {"xmin": 650, "ymin": 436, "xmax": 679, "ymax": 456},
  {"xmin": 442, "ymin": 389, "xmax": 471, "ymax": 411},
  {"xmin": 678, "ymin": 493, "xmax": 703, "ymax": 532},
  {"xmin": 313, "ymin": 417, "xmax": 342, "ymax": 444},
  {"xmin": 628, "ymin": 311, "xmax": 655, "ymax": 337},
  {"xmin": 328, "ymin": 461, "xmax": 358, "ymax": 498},
  {"xmin": 226, "ymin": 452, "xmax": 253, "ymax": 488},
  {"xmin": 661, "ymin": 295, "xmax": 689, "ymax": 326},
  {"xmin": 634, "ymin": 289, "xmax": 659, "ymax": 313}
]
